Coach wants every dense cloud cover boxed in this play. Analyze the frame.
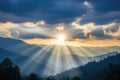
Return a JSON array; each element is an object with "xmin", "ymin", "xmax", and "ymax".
[
  {"xmin": 0, "ymin": 0, "xmax": 120, "ymax": 40},
  {"xmin": 0, "ymin": 0, "xmax": 120, "ymax": 24}
]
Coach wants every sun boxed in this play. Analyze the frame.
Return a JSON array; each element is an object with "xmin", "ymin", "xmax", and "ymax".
[{"xmin": 56, "ymin": 34, "xmax": 66, "ymax": 42}]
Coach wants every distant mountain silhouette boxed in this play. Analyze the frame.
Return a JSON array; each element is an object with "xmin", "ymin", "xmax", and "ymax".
[
  {"xmin": 52, "ymin": 52, "xmax": 120, "ymax": 80},
  {"xmin": 0, "ymin": 48, "xmax": 29, "ymax": 66},
  {"xmin": 0, "ymin": 37, "xmax": 42, "ymax": 54}
]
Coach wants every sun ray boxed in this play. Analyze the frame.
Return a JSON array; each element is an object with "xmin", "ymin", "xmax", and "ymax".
[
  {"xmin": 63, "ymin": 46, "xmax": 78, "ymax": 68},
  {"xmin": 42, "ymin": 45, "xmax": 60, "ymax": 75},
  {"xmin": 67, "ymin": 46, "xmax": 91, "ymax": 65},
  {"xmin": 21, "ymin": 45, "xmax": 51, "ymax": 72}
]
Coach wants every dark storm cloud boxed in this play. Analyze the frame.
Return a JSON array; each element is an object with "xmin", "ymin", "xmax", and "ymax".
[
  {"xmin": 0, "ymin": 0, "xmax": 54, "ymax": 16},
  {"xmin": 88, "ymin": 0, "xmax": 120, "ymax": 12},
  {"xmin": 81, "ymin": 11, "xmax": 120, "ymax": 25},
  {"xmin": 0, "ymin": 0, "xmax": 120, "ymax": 24},
  {"xmin": 0, "ymin": 0, "xmax": 87, "ymax": 24},
  {"xmin": 80, "ymin": 0, "xmax": 120, "ymax": 25},
  {"xmin": 91, "ymin": 29, "xmax": 105, "ymax": 37},
  {"xmin": 105, "ymin": 25, "xmax": 119, "ymax": 33}
]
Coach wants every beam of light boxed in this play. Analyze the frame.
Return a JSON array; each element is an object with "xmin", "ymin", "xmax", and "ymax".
[
  {"xmin": 5, "ymin": 38, "xmax": 120, "ymax": 76},
  {"xmin": 42, "ymin": 45, "xmax": 60, "ymax": 75},
  {"xmin": 26, "ymin": 46, "xmax": 54, "ymax": 76},
  {"xmin": 62, "ymin": 46, "xmax": 78, "ymax": 68},
  {"xmin": 3, "ymin": 42, "xmax": 119, "ymax": 76},
  {"xmin": 3, "ymin": 38, "xmax": 120, "ymax": 76},
  {"xmin": 54, "ymin": 46, "xmax": 63, "ymax": 74},
  {"xmin": 52, "ymin": 46, "xmax": 64, "ymax": 74},
  {"xmin": 67, "ymin": 46, "xmax": 90, "ymax": 65},
  {"xmin": 21, "ymin": 45, "xmax": 52, "ymax": 73},
  {"xmin": 43, "ymin": 45, "xmax": 80, "ymax": 75},
  {"xmin": 42, "ymin": 45, "xmax": 77, "ymax": 75},
  {"xmin": 18, "ymin": 42, "xmax": 119, "ymax": 75}
]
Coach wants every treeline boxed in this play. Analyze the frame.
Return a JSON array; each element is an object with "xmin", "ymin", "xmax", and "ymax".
[
  {"xmin": 0, "ymin": 58, "xmax": 40, "ymax": 80},
  {"xmin": 0, "ymin": 58, "xmax": 120, "ymax": 80},
  {"xmin": 96, "ymin": 63, "xmax": 120, "ymax": 80}
]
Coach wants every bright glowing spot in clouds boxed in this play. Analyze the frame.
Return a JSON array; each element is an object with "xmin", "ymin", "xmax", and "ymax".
[{"xmin": 56, "ymin": 34, "xmax": 66, "ymax": 42}]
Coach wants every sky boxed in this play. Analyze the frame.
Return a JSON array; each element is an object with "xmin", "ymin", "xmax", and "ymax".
[{"xmin": 0, "ymin": 0, "xmax": 120, "ymax": 47}]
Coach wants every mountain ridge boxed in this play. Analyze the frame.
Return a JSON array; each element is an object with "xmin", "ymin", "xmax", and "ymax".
[{"xmin": 51, "ymin": 52, "xmax": 120, "ymax": 80}]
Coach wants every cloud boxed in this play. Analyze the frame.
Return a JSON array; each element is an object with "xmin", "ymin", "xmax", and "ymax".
[
  {"xmin": 81, "ymin": 10, "xmax": 120, "ymax": 25},
  {"xmin": 21, "ymin": 21, "xmax": 46, "ymax": 28},
  {"xmin": 22, "ymin": 22, "xmax": 37, "ymax": 27},
  {"xmin": 0, "ymin": 20, "xmax": 120, "ymax": 40},
  {"xmin": 0, "ymin": 11, "xmax": 34, "ymax": 23},
  {"xmin": 84, "ymin": 1, "xmax": 92, "ymax": 9},
  {"xmin": 36, "ymin": 21, "xmax": 46, "ymax": 26},
  {"xmin": 0, "ymin": 0, "xmax": 87, "ymax": 24},
  {"xmin": 0, "ymin": 22, "xmax": 19, "ymax": 28},
  {"xmin": 0, "ymin": 0, "xmax": 120, "ymax": 24},
  {"xmin": 0, "ymin": 21, "xmax": 48, "ymax": 39},
  {"xmin": 53, "ymin": 23, "xmax": 64, "ymax": 32},
  {"xmin": 88, "ymin": 0, "xmax": 120, "ymax": 12},
  {"xmin": 0, "ymin": 28, "xmax": 12, "ymax": 37},
  {"xmin": 70, "ymin": 19, "xmax": 120, "ymax": 39},
  {"xmin": 105, "ymin": 26, "xmax": 120, "ymax": 39}
]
